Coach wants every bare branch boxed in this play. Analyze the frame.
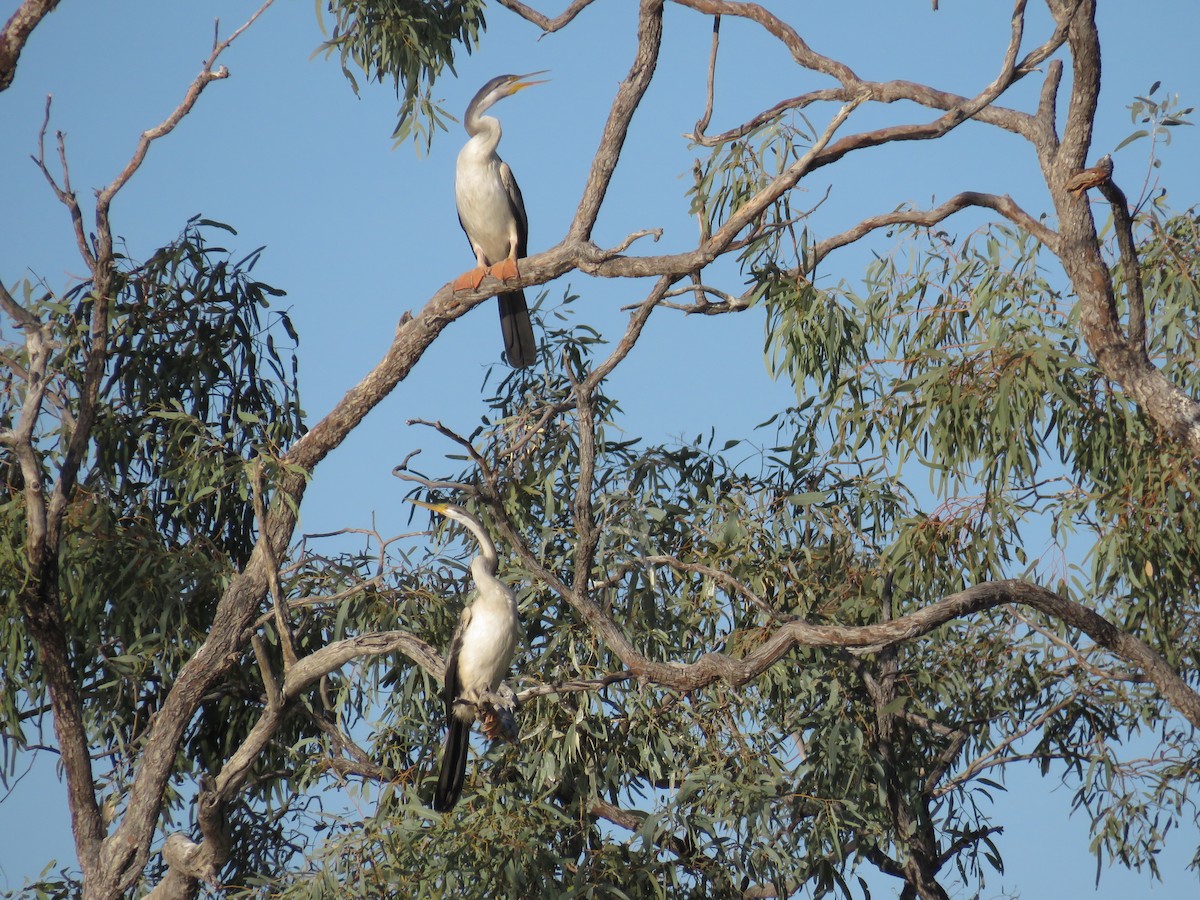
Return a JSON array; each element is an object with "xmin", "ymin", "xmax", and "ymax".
[
  {"xmin": 810, "ymin": 191, "xmax": 1059, "ymax": 268},
  {"xmin": 1035, "ymin": 58, "xmax": 1063, "ymax": 152},
  {"xmin": 679, "ymin": 0, "xmax": 1067, "ymax": 146},
  {"xmin": 32, "ymin": 97, "xmax": 93, "ymax": 268},
  {"xmin": 214, "ymin": 629, "xmax": 440, "ymax": 803},
  {"xmin": 1097, "ymin": 177, "xmax": 1147, "ymax": 350},
  {"xmin": 656, "ymin": 282, "xmax": 752, "ymax": 314},
  {"xmin": 516, "ymin": 670, "xmax": 634, "ymax": 702},
  {"xmin": 496, "ymin": 0, "xmax": 600, "ymax": 33},
  {"xmin": 688, "ymin": 87, "xmax": 846, "ymax": 147},
  {"xmin": 536, "ymin": 577, "xmax": 1200, "ymax": 734},
  {"xmin": 0, "ymin": 0, "xmax": 61, "ymax": 92},
  {"xmin": 693, "ymin": 14, "xmax": 719, "ymax": 138},
  {"xmin": 568, "ymin": 0, "xmax": 664, "ymax": 241},
  {"xmin": 94, "ymin": 0, "xmax": 276, "ymax": 236}
]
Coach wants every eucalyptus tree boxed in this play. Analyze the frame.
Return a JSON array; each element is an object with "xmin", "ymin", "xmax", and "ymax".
[{"xmin": 1, "ymin": 2, "xmax": 1198, "ymax": 899}]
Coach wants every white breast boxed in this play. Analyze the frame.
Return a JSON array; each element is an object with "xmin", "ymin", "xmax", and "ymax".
[
  {"xmin": 456, "ymin": 601, "xmax": 518, "ymax": 697},
  {"xmin": 456, "ymin": 141, "xmax": 517, "ymax": 264}
]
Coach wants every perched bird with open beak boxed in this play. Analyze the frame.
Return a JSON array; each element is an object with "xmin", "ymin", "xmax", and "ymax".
[
  {"xmin": 452, "ymin": 71, "xmax": 548, "ymax": 368},
  {"xmin": 1063, "ymin": 154, "xmax": 1113, "ymax": 197},
  {"xmin": 411, "ymin": 499, "xmax": 520, "ymax": 812}
]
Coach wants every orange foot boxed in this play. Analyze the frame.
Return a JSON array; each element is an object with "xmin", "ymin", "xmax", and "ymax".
[
  {"xmin": 452, "ymin": 267, "xmax": 488, "ymax": 292},
  {"xmin": 489, "ymin": 256, "xmax": 520, "ymax": 283},
  {"xmin": 480, "ymin": 709, "xmax": 500, "ymax": 741}
]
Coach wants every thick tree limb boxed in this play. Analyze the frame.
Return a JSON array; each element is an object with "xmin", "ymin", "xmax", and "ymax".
[
  {"xmin": 568, "ymin": 0, "xmax": 664, "ymax": 242},
  {"xmin": 1044, "ymin": 0, "xmax": 1200, "ymax": 454},
  {"xmin": 0, "ymin": 0, "xmax": 60, "ymax": 92},
  {"xmin": 1098, "ymin": 178, "xmax": 1147, "ymax": 351},
  {"xmin": 137, "ymin": 629, "xmax": 440, "ymax": 898}
]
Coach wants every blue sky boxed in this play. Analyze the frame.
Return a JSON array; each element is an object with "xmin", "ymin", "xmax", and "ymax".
[{"xmin": 2, "ymin": 0, "xmax": 1198, "ymax": 895}]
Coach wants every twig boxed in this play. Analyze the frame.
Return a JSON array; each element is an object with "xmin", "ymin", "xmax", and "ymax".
[
  {"xmin": 94, "ymin": 1, "xmax": 275, "ymax": 223},
  {"xmin": 693, "ymin": 14, "xmax": 720, "ymax": 138},
  {"xmin": 516, "ymin": 670, "xmax": 634, "ymax": 702}
]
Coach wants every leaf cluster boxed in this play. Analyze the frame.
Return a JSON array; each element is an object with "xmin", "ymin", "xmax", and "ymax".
[
  {"xmin": 272, "ymin": 205, "xmax": 1200, "ymax": 894},
  {"xmin": 315, "ymin": 0, "xmax": 487, "ymax": 150},
  {"xmin": 1, "ymin": 217, "xmax": 306, "ymax": 886}
]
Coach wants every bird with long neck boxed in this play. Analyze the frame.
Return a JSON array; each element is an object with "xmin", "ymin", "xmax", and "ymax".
[
  {"xmin": 410, "ymin": 499, "xmax": 521, "ymax": 812},
  {"xmin": 452, "ymin": 71, "xmax": 547, "ymax": 368}
]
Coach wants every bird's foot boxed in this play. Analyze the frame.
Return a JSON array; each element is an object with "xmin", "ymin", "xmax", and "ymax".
[
  {"xmin": 480, "ymin": 705, "xmax": 519, "ymax": 744},
  {"xmin": 476, "ymin": 684, "xmax": 519, "ymax": 744},
  {"xmin": 488, "ymin": 256, "xmax": 520, "ymax": 283},
  {"xmin": 452, "ymin": 267, "xmax": 488, "ymax": 292}
]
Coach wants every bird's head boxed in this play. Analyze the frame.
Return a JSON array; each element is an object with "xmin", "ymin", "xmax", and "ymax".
[
  {"xmin": 409, "ymin": 498, "xmax": 498, "ymax": 565},
  {"xmin": 468, "ymin": 71, "xmax": 549, "ymax": 118},
  {"xmin": 410, "ymin": 498, "xmax": 470, "ymax": 525},
  {"xmin": 409, "ymin": 499, "xmax": 493, "ymax": 540},
  {"xmin": 492, "ymin": 70, "xmax": 550, "ymax": 98}
]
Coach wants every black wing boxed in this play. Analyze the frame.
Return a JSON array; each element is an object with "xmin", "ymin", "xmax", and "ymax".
[
  {"xmin": 497, "ymin": 161, "xmax": 536, "ymax": 367},
  {"xmin": 434, "ymin": 610, "xmax": 470, "ymax": 812}
]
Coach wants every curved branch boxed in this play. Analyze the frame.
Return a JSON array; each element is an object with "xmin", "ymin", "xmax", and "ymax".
[
  {"xmin": 810, "ymin": 191, "xmax": 1059, "ymax": 268},
  {"xmin": 214, "ymin": 629, "xmax": 442, "ymax": 800},
  {"xmin": 145, "ymin": 628, "xmax": 441, "ymax": 896},
  {"xmin": 496, "ymin": 0, "xmax": 599, "ymax": 32},
  {"xmin": 631, "ymin": 580, "xmax": 1200, "ymax": 732},
  {"xmin": 680, "ymin": 0, "xmax": 1069, "ymax": 146},
  {"xmin": 0, "ymin": 0, "xmax": 61, "ymax": 92}
]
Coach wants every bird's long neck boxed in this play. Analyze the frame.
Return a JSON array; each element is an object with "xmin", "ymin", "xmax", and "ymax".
[
  {"xmin": 463, "ymin": 112, "xmax": 502, "ymax": 158},
  {"xmin": 461, "ymin": 520, "xmax": 501, "ymax": 582}
]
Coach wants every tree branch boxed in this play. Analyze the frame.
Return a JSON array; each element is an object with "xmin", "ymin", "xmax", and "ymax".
[
  {"xmin": 1097, "ymin": 177, "xmax": 1147, "ymax": 351},
  {"xmin": 567, "ymin": 0, "xmax": 664, "ymax": 241},
  {"xmin": 1043, "ymin": 2, "xmax": 1200, "ymax": 454},
  {"xmin": 680, "ymin": 0, "xmax": 1067, "ymax": 146},
  {"xmin": 496, "ymin": 0, "xmax": 600, "ymax": 32},
  {"xmin": 569, "ymin": 578, "xmax": 1200, "ymax": 733},
  {"xmin": 0, "ymin": 0, "xmax": 61, "ymax": 92},
  {"xmin": 811, "ymin": 191, "xmax": 1058, "ymax": 267}
]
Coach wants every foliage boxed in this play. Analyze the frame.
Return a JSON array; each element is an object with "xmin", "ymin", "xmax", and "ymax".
[
  {"xmin": 1116, "ymin": 81, "xmax": 1194, "ymax": 157},
  {"xmin": 315, "ymin": 0, "xmax": 487, "ymax": 151},
  {"xmin": 5, "ymin": 4, "xmax": 1200, "ymax": 900},
  {"xmin": 227, "ymin": 202, "xmax": 1200, "ymax": 893},
  {"xmin": 1, "ymin": 218, "xmax": 305, "ymax": 888}
]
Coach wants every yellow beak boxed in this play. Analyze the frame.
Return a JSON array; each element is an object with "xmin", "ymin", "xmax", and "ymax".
[{"xmin": 509, "ymin": 70, "xmax": 550, "ymax": 93}]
